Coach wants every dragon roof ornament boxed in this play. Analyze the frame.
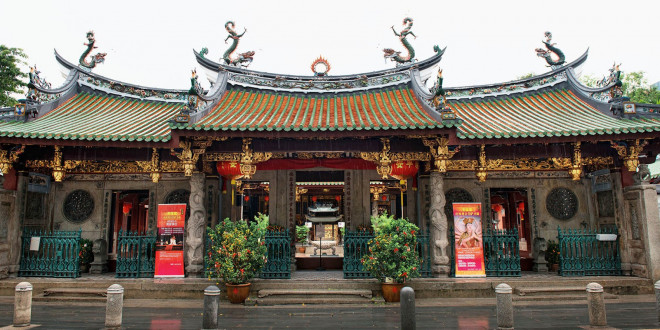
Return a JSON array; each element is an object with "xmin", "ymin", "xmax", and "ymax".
[
  {"xmin": 535, "ymin": 31, "xmax": 565, "ymax": 69},
  {"xmin": 222, "ymin": 21, "xmax": 255, "ymax": 68},
  {"xmin": 79, "ymin": 31, "xmax": 107, "ymax": 70},
  {"xmin": 383, "ymin": 17, "xmax": 417, "ymax": 67}
]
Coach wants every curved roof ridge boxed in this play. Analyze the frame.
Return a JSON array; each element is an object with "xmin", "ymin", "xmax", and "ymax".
[
  {"xmin": 55, "ymin": 50, "xmax": 189, "ymax": 102},
  {"xmin": 194, "ymin": 47, "xmax": 446, "ymax": 81},
  {"xmin": 445, "ymin": 49, "xmax": 588, "ymax": 98}
]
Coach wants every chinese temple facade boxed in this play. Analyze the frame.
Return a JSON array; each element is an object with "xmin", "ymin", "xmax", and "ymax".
[{"xmin": 0, "ymin": 25, "xmax": 659, "ymax": 281}]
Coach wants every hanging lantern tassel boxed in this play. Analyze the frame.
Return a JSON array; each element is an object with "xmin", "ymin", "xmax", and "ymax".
[
  {"xmin": 221, "ymin": 177, "xmax": 227, "ymax": 194},
  {"xmin": 412, "ymin": 176, "xmax": 418, "ymax": 191},
  {"xmin": 231, "ymin": 179, "xmax": 236, "ymax": 206}
]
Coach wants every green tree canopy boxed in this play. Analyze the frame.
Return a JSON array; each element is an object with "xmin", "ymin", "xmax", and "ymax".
[
  {"xmin": 621, "ymin": 71, "xmax": 660, "ymax": 104},
  {"xmin": 0, "ymin": 45, "xmax": 28, "ymax": 107},
  {"xmin": 581, "ymin": 70, "xmax": 660, "ymax": 104}
]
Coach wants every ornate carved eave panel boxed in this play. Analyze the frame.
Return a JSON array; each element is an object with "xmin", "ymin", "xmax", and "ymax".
[{"xmin": 610, "ymin": 139, "xmax": 648, "ymax": 172}]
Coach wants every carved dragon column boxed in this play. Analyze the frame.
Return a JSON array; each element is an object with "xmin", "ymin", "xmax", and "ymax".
[
  {"xmin": 185, "ymin": 172, "xmax": 206, "ymax": 277},
  {"xmin": 423, "ymin": 137, "xmax": 460, "ymax": 277}
]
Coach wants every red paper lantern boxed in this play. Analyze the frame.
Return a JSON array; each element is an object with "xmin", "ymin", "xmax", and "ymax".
[
  {"xmin": 216, "ymin": 161, "xmax": 243, "ymax": 180},
  {"xmin": 381, "ymin": 195, "xmax": 387, "ymax": 201},
  {"xmin": 390, "ymin": 161, "xmax": 419, "ymax": 180},
  {"xmin": 312, "ymin": 196, "xmax": 318, "ymax": 202},
  {"xmin": 122, "ymin": 202, "xmax": 133, "ymax": 215},
  {"xmin": 335, "ymin": 195, "xmax": 341, "ymax": 202},
  {"xmin": 244, "ymin": 195, "xmax": 250, "ymax": 202},
  {"xmin": 264, "ymin": 195, "xmax": 270, "ymax": 202}
]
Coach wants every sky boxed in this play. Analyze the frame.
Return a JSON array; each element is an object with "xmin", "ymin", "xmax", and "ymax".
[{"xmin": 2, "ymin": 0, "xmax": 659, "ymax": 91}]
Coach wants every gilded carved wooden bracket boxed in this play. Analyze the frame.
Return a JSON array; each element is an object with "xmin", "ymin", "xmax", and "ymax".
[
  {"xmin": 568, "ymin": 142, "xmax": 582, "ymax": 181},
  {"xmin": 476, "ymin": 144, "xmax": 487, "ymax": 182},
  {"xmin": 611, "ymin": 139, "xmax": 648, "ymax": 172},
  {"xmin": 0, "ymin": 145, "xmax": 24, "ymax": 175},
  {"xmin": 52, "ymin": 146, "xmax": 65, "ymax": 182},
  {"xmin": 422, "ymin": 137, "xmax": 460, "ymax": 172},
  {"xmin": 239, "ymin": 138, "xmax": 272, "ymax": 179},
  {"xmin": 136, "ymin": 148, "xmax": 162, "ymax": 182},
  {"xmin": 360, "ymin": 138, "xmax": 393, "ymax": 179}
]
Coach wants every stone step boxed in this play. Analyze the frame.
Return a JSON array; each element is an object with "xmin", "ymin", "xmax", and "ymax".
[
  {"xmin": 33, "ymin": 295, "xmax": 107, "ymax": 303},
  {"xmin": 255, "ymin": 296, "xmax": 374, "ymax": 306},
  {"xmin": 512, "ymin": 293, "xmax": 618, "ymax": 302},
  {"xmin": 43, "ymin": 287, "xmax": 107, "ymax": 297},
  {"xmin": 258, "ymin": 289, "xmax": 372, "ymax": 298},
  {"xmin": 252, "ymin": 281, "xmax": 377, "ymax": 291},
  {"xmin": 515, "ymin": 286, "xmax": 611, "ymax": 296}
]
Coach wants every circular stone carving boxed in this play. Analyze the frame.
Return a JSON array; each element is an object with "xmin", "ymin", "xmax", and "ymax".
[
  {"xmin": 546, "ymin": 188, "xmax": 578, "ymax": 220},
  {"xmin": 63, "ymin": 190, "xmax": 94, "ymax": 223}
]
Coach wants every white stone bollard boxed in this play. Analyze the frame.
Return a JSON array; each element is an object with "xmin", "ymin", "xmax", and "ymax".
[
  {"xmin": 105, "ymin": 284, "xmax": 124, "ymax": 329},
  {"xmin": 13, "ymin": 282, "xmax": 33, "ymax": 327},
  {"xmin": 203, "ymin": 285, "xmax": 221, "ymax": 329},
  {"xmin": 586, "ymin": 282, "xmax": 607, "ymax": 327},
  {"xmin": 400, "ymin": 286, "xmax": 416, "ymax": 330},
  {"xmin": 655, "ymin": 280, "xmax": 660, "ymax": 324},
  {"xmin": 495, "ymin": 283, "xmax": 514, "ymax": 330}
]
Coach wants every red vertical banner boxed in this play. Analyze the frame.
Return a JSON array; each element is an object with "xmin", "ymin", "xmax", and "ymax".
[
  {"xmin": 155, "ymin": 204, "xmax": 186, "ymax": 277},
  {"xmin": 453, "ymin": 202, "xmax": 486, "ymax": 277}
]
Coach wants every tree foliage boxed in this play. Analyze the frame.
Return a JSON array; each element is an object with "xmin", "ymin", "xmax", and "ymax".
[
  {"xmin": 621, "ymin": 71, "xmax": 660, "ymax": 104},
  {"xmin": 205, "ymin": 214, "xmax": 268, "ymax": 284},
  {"xmin": 581, "ymin": 70, "xmax": 660, "ymax": 104},
  {"xmin": 0, "ymin": 45, "xmax": 27, "ymax": 107},
  {"xmin": 361, "ymin": 213, "xmax": 420, "ymax": 283}
]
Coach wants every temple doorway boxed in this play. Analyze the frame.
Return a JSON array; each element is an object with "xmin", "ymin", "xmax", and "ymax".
[
  {"xmin": 240, "ymin": 181, "xmax": 270, "ymax": 222},
  {"xmin": 489, "ymin": 188, "xmax": 532, "ymax": 271},
  {"xmin": 295, "ymin": 171, "xmax": 344, "ymax": 270},
  {"xmin": 107, "ymin": 190, "xmax": 150, "ymax": 272}
]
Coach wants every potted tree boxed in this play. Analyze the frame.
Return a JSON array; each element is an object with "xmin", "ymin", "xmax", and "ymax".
[
  {"xmin": 295, "ymin": 225, "xmax": 310, "ymax": 253},
  {"xmin": 78, "ymin": 239, "xmax": 93, "ymax": 273},
  {"xmin": 546, "ymin": 240, "xmax": 560, "ymax": 272},
  {"xmin": 361, "ymin": 213, "xmax": 420, "ymax": 302},
  {"xmin": 206, "ymin": 213, "xmax": 268, "ymax": 304}
]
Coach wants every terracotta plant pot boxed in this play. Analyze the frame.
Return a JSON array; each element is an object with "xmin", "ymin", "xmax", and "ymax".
[
  {"xmin": 226, "ymin": 283, "xmax": 251, "ymax": 304},
  {"xmin": 297, "ymin": 246, "xmax": 306, "ymax": 253},
  {"xmin": 550, "ymin": 264, "xmax": 559, "ymax": 272},
  {"xmin": 381, "ymin": 282, "xmax": 405, "ymax": 302}
]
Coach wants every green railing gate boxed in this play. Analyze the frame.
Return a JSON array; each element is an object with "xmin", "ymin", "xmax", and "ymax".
[
  {"xmin": 116, "ymin": 230, "xmax": 156, "ymax": 278},
  {"xmin": 483, "ymin": 227, "xmax": 521, "ymax": 277},
  {"xmin": 557, "ymin": 227, "xmax": 622, "ymax": 276},
  {"xmin": 261, "ymin": 230, "xmax": 291, "ymax": 279},
  {"xmin": 343, "ymin": 229, "xmax": 432, "ymax": 279},
  {"xmin": 19, "ymin": 229, "xmax": 81, "ymax": 278},
  {"xmin": 416, "ymin": 229, "xmax": 433, "ymax": 278},
  {"xmin": 343, "ymin": 230, "xmax": 374, "ymax": 278}
]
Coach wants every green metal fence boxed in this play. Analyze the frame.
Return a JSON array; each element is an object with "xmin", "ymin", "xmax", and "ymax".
[
  {"xmin": 557, "ymin": 227, "xmax": 622, "ymax": 276},
  {"xmin": 483, "ymin": 227, "xmax": 521, "ymax": 277},
  {"xmin": 115, "ymin": 230, "xmax": 156, "ymax": 278},
  {"xmin": 261, "ymin": 230, "xmax": 291, "ymax": 279},
  {"xmin": 416, "ymin": 229, "xmax": 433, "ymax": 278},
  {"xmin": 343, "ymin": 230, "xmax": 374, "ymax": 278},
  {"xmin": 343, "ymin": 229, "xmax": 432, "ymax": 279},
  {"xmin": 19, "ymin": 229, "xmax": 81, "ymax": 278}
]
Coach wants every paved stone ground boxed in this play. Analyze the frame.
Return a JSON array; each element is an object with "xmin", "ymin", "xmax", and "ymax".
[{"xmin": 0, "ymin": 295, "xmax": 658, "ymax": 329}]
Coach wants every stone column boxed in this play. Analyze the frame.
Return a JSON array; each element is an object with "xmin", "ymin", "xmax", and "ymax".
[
  {"xmin": 105, "ymin": 284, "xmax": 124, "ymax": 329},
  {"xmin": 586, "ymin": 282, "xmax": 607, "ymax": 327},
  {"xmin": 429, "ymin": 171, "xmax": 449, "ymax": 276},
  {"xmin": 13, "ymin": 282, "xmax": 32, "ymax": 327},
  {"xmin": 495, "ymin": 283, "xmax": 514, "ymax": 329},
  {"xmin": 9, "ymin": 172, "xmax": 28, "ymax": 274},
  {"xmin": 625, "ymin": 183, "xmax": 660, "ymax": 282},
  {"xmin": 186, "ymin": 173, "xmax": 206, "ymax": 277},
  {"xmin": 203, "ymin": 285, "xmax": 220, "ymax": 329}
]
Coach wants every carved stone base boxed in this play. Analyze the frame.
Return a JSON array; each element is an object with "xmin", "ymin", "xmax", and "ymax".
[
  {"xmin": 432, "ymin": 265, "xmax": 450, "ymax": 275},
  {"xmin": 91, "ymin": 239, "xmax": 108, "ymax": 274}
]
